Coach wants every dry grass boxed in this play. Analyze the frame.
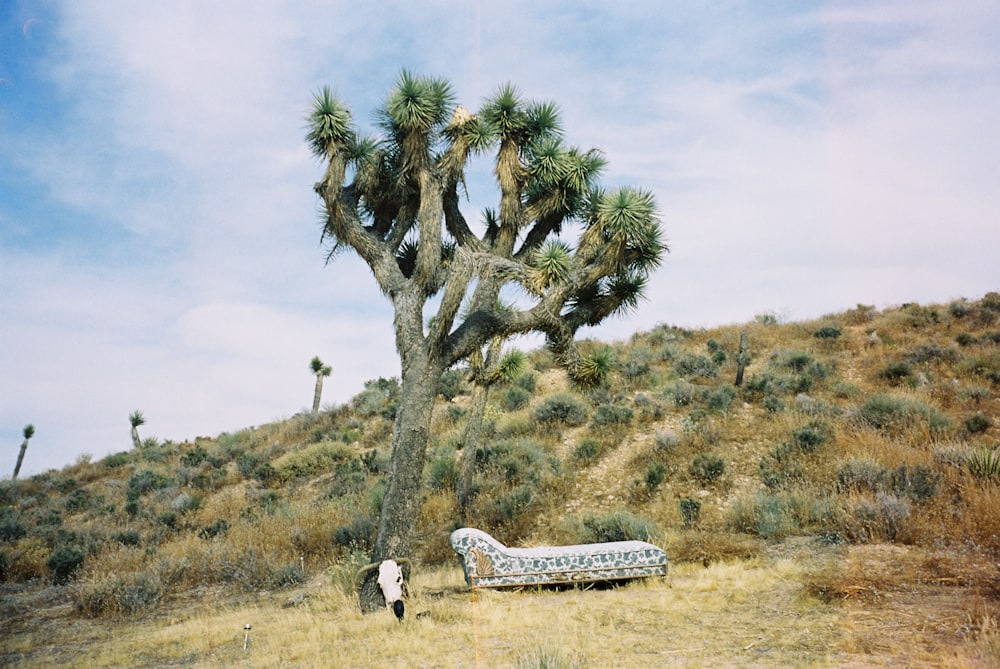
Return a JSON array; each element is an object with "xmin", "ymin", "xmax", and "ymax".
[{"xmin": 3, "ymin": 553, "xmax": 846, "ymax": 668}]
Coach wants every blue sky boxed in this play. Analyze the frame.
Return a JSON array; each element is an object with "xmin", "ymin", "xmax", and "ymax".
[{"xmin": 2, "ymin": 1, "xmax": 998, "ymax": 476}]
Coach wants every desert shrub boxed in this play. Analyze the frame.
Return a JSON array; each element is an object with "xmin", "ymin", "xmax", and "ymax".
[
  {"xmin": 437, "ymin": 368, "xmax": 465, "ymax": 400},
  {"xmin": 967, "ymin": 448, "xmax": 1000, "ymax": 480},
  {"xmin": 64, "ymin": 488, "xmax": 93, "ymax": 513},
  {"xmin": 236, "ymin": 452, "xmax": 276, "ymax": 484},
  {"xmin": 955, "ymin": 332, "xmax": 977, "ymax": 347},
  {"xmin": 333, "ymin": 515, "xmax": 376, "ymax": 551},
  {"xmin": 792, "ymin": 421, "xmax": 832, "ymax": 453},
  {"xmin": 878, "ymin": 361, "xmax": 915, "ymax": 386},
  {"xmin": 679, "ymin": 498, "xmax": 702, "ymax": 528},
  {"xmin": 965, "ymin": 412, "xmax": 992, "ymax": 435},
  {"xmin": 645, "ymin": 462, "xmax": 666, "ymax": 493},
  {"xmin": 837, "ymin": 459, "xmax": 887, "ymax": 494},
  {"xmin": 427, "ymin": 452, "xmax": 458, "ymax": 492},
  {"xmin": 842, "ymin": 493, "xmax": 911, "ymax": 543},
  {"xmin": 857, "ymin": 394, "xmax": 951, "ymax": 434},
  {"xmin": 576, "ymin": 512, "xmax": 654, "ymax": 543},
  {"xmin": 763, "ymin": 395, "xmax": 785, "ymax": 413},
  {"xmin": 501, "ymin": 386, "xmax": 532, "ymax": 412},
  {"xmin": 114, "ymin": 531, "xmax": 141, "ymax": 547},
  {"xmin": 905, "ymin": 343, "xmax": 960, "ymax": 365},
  {"xmin": 126, "ymin": 469, "xmax": 172, "ymax": 499},
  {"xmin": 220, "ymin": 550, "xmax": 305, "ymax": 591},
  {"xmin": 888, "ymin": 464, "xmax": 939, "ymax": 503},
  {"xmin": 101, "ymin": 452, "xmax": 131, "ymax": 468},
  {"xmin": 534, "ymin": 393, "xmax": 588, "ymax": 426},
  {"xmin": 667, "ymin": 380, "xmax": 696, "ymax": 407},
  {"xmin": 653, "ymin": 429, "xmax": 680, "ymax": 454},
  {"xmin": 273, "ymin": 441, "xmax": 354, "ymax": 480},
  {"xmin": 674, "ymin": 353, "xmax": 716, "ymax": 379},
  {"xmin": 960, "ymin": 385, "xmax": 992, "ymax": 403},
  {"xmin": 690, "ymin": 454, "xmax": 725, "ymax": 485},
  {"xmin": 702, "ymin": 385, "xmax": 736, "ymax": 413},
  {"xmin": 0, "ymin": 518, "xmax": 27, "ymax": 542},
  {"xmin": 813, "ymin": 326, "xmax": 842, "ymax": 339},
  {"xmin": 621, "ymin": 347, "xmax": 653, "ymax": 382},
  {"xmin": 514, "ymin": 372, "xmax": 537, "ymax": 392},
  {"xmin": 179, "ymin": 445, "xmax": 209, "ymax": 467},
  {"xmin": 759, "ymin": 444, "xmax": 802, "ymax": 491},
  {"xmin": 573, "ymin": 438, "xmax": 604, "ymax": 464},
  {"xmin": 352, "ymin": 377, "xmax": 400, "ymax": 418},
  {"xmin": 727, "ymin": 494, "xmax": 797, "ymax": 539},
  {"xmin": 198, "ymin": 519, "xmax": 230, "ymax": 540},
  {"xmin": 831, "ymin": 382, "xmax": 860, "ymax": 399},
  {"xmin": 590, "ymin": 403, "xmax": 633, "ymax": 427},
  {"xmin": 47, "ymin": 545, "xmax": 85, "ymax": 584},
  {"xmin": 72, "ymin": 569, "xmax": 165, "ymax": 618}
]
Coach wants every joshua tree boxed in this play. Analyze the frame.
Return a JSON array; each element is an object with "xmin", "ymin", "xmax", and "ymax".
[
  {"xmin": 308, "ymin": 72, "xmax": 666, "ymax": 611},
  {"xmin": 12, "ymin": 424, "xmax": 34, "ymax": 480},
  {"xmin": 310, "ymin": 356, "xmax": 333, "ymax": 414},
  {"xmin": 128, "ymin": 410, "xmax": 145, "ymax": 449}
]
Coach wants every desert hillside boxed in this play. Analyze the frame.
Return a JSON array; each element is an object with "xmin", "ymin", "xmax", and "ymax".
[{"xmin": 2, "ymin": 295, "xmax": 1000, "ymax": 667}]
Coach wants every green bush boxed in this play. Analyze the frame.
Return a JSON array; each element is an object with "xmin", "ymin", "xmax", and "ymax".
[
  {"xmin": 690, "ymin": 454, "xmax": 725, "ymax": 485},
  {"xmin": 427, "ymin": 452, "xmax": 458, "ymax": 492},
  {"xmin": 333, "ymin": 515, "xmax": 376, "ymax": 551},
  {"xmin": 843, "ymin": 493, "xmax": 911, "ymax": 543},
  {"xmin": 534, "ymin": 393, "xmax": 588, "ymax": 426},
  {"xmin": 0, "ymin": 518, "xmax": 27, "ymax": 542},
  {"xmin": 679, "ymin": 498, "xmax": 701, "ymax": 528},
  {"xmin": 888, "ymin": 464, "xmax": 939, "ymax": 503},
  {"xmin": 47, "ymin": 545, "xmax": 85, "ymax": 584},
  {"xmin": 501, "ymin": 386, "xmax": 532, "ymax": 412},
  {"xmin": 727, "ymin": 494, "xmax": 796, "ymax": 540},
  {"xmin": 101, "ymin": 452, "xmax": 131, "ymax": 468},
  {"xmin": 792, "ymin": 421, "xmax": 832, "ymax": 453},
  {"xmin": 964, "ymin": 412, "xmax": 992, "ymax": 435},
  {"xmin": 674, "ymin": 353, "xmax": 717, "ymax": 379},
  {"xmin": 590, "ymin": 403, "xmax": 633, "ymax": 427},
  {"xmin": 702, "ymin": 386, "xmax": 736, "ymax": 413},
  {"xmin": 837, "ymin": 459, "xmax": 887, "ymax": 493},
  {"xmin": 577, "ymin": 512, "xmax": 654, "ymax": 543},
  {"xmin": 645, "ymin": 463, "xmax": 666, "ymax": 493},
  {"xmin": 573, "ymin": 438, "xmax": 604, "ymax": 464},
  {"xmin": 72, "ymin": 570, "xmax": 165, "ymax": 618},
  {"xmin": 438, "ymin": 368, "xmax": 465, "ymax": 400},
  {"xmin": 667, "ymin": 380, "xmax": 696, "ymax": 407},
  {"xmin": 126, "ymin": 469, "xmax": 172, "ymax": 500},
  {"xmin": 179, "ymin": 445, "xmax": 209, "ymax": 467},
  {"xmin": 813, "ymin": 326, "xmax": 842, "ymax": 339},
  {"xmin": 878, "ymin": 361, "xmax": 915, "ymax": 386},
  {"xmin": 857, "ymin": 394, "xmax": 951, "ymax": 434},
  {"xmin": 759, "ymin": 444, "xmax": 802, "ymax": 490}
]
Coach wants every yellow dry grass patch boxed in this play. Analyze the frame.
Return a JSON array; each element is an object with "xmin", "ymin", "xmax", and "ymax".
[{"xmin": 5, "ymin": 557, "xmax": 849, "ymax": 668}]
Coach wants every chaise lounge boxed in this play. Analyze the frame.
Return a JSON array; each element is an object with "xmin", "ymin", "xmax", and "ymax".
[{"xmin": 449, "ymin": 528, "xmax": 669, "ymax": 590}]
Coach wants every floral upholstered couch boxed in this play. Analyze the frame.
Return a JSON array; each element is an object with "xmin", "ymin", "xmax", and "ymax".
[{"xmin": 449, "ymin": 528, "xmax": 668, "ymax": 590}]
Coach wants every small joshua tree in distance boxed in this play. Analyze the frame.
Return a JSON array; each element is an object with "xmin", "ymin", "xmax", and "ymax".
[
  {"xmin": 310, "ymin": 356, "xmax": 332, "ymax": 414},
  {"xmin": 129, "ymin": 410, "xmax": 145, "ymax": 449},
  {"xmin": 12, "ymin": 424, "xmax": 34, "ymax": 480}
]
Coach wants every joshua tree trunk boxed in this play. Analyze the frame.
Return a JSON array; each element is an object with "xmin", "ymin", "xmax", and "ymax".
[
  {"xmin": 358, "ymin": 351, "xmax": 442, "ymax": 612},
  {"xmin": 312, "ymin": 374, "xmax": 325, "ymax": 414},
  {"xmin": 12, "ymin": 425, "xmax": 34, "ymax": 480},
  {"xmin": 459, "ymin": 383, "xmax": 489, "ymax": 513}
]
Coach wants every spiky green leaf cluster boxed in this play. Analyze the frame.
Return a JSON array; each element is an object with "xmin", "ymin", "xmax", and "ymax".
[{"xmin": 306, "ymin": 86, "xmax": 353, "ymax": 157}]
